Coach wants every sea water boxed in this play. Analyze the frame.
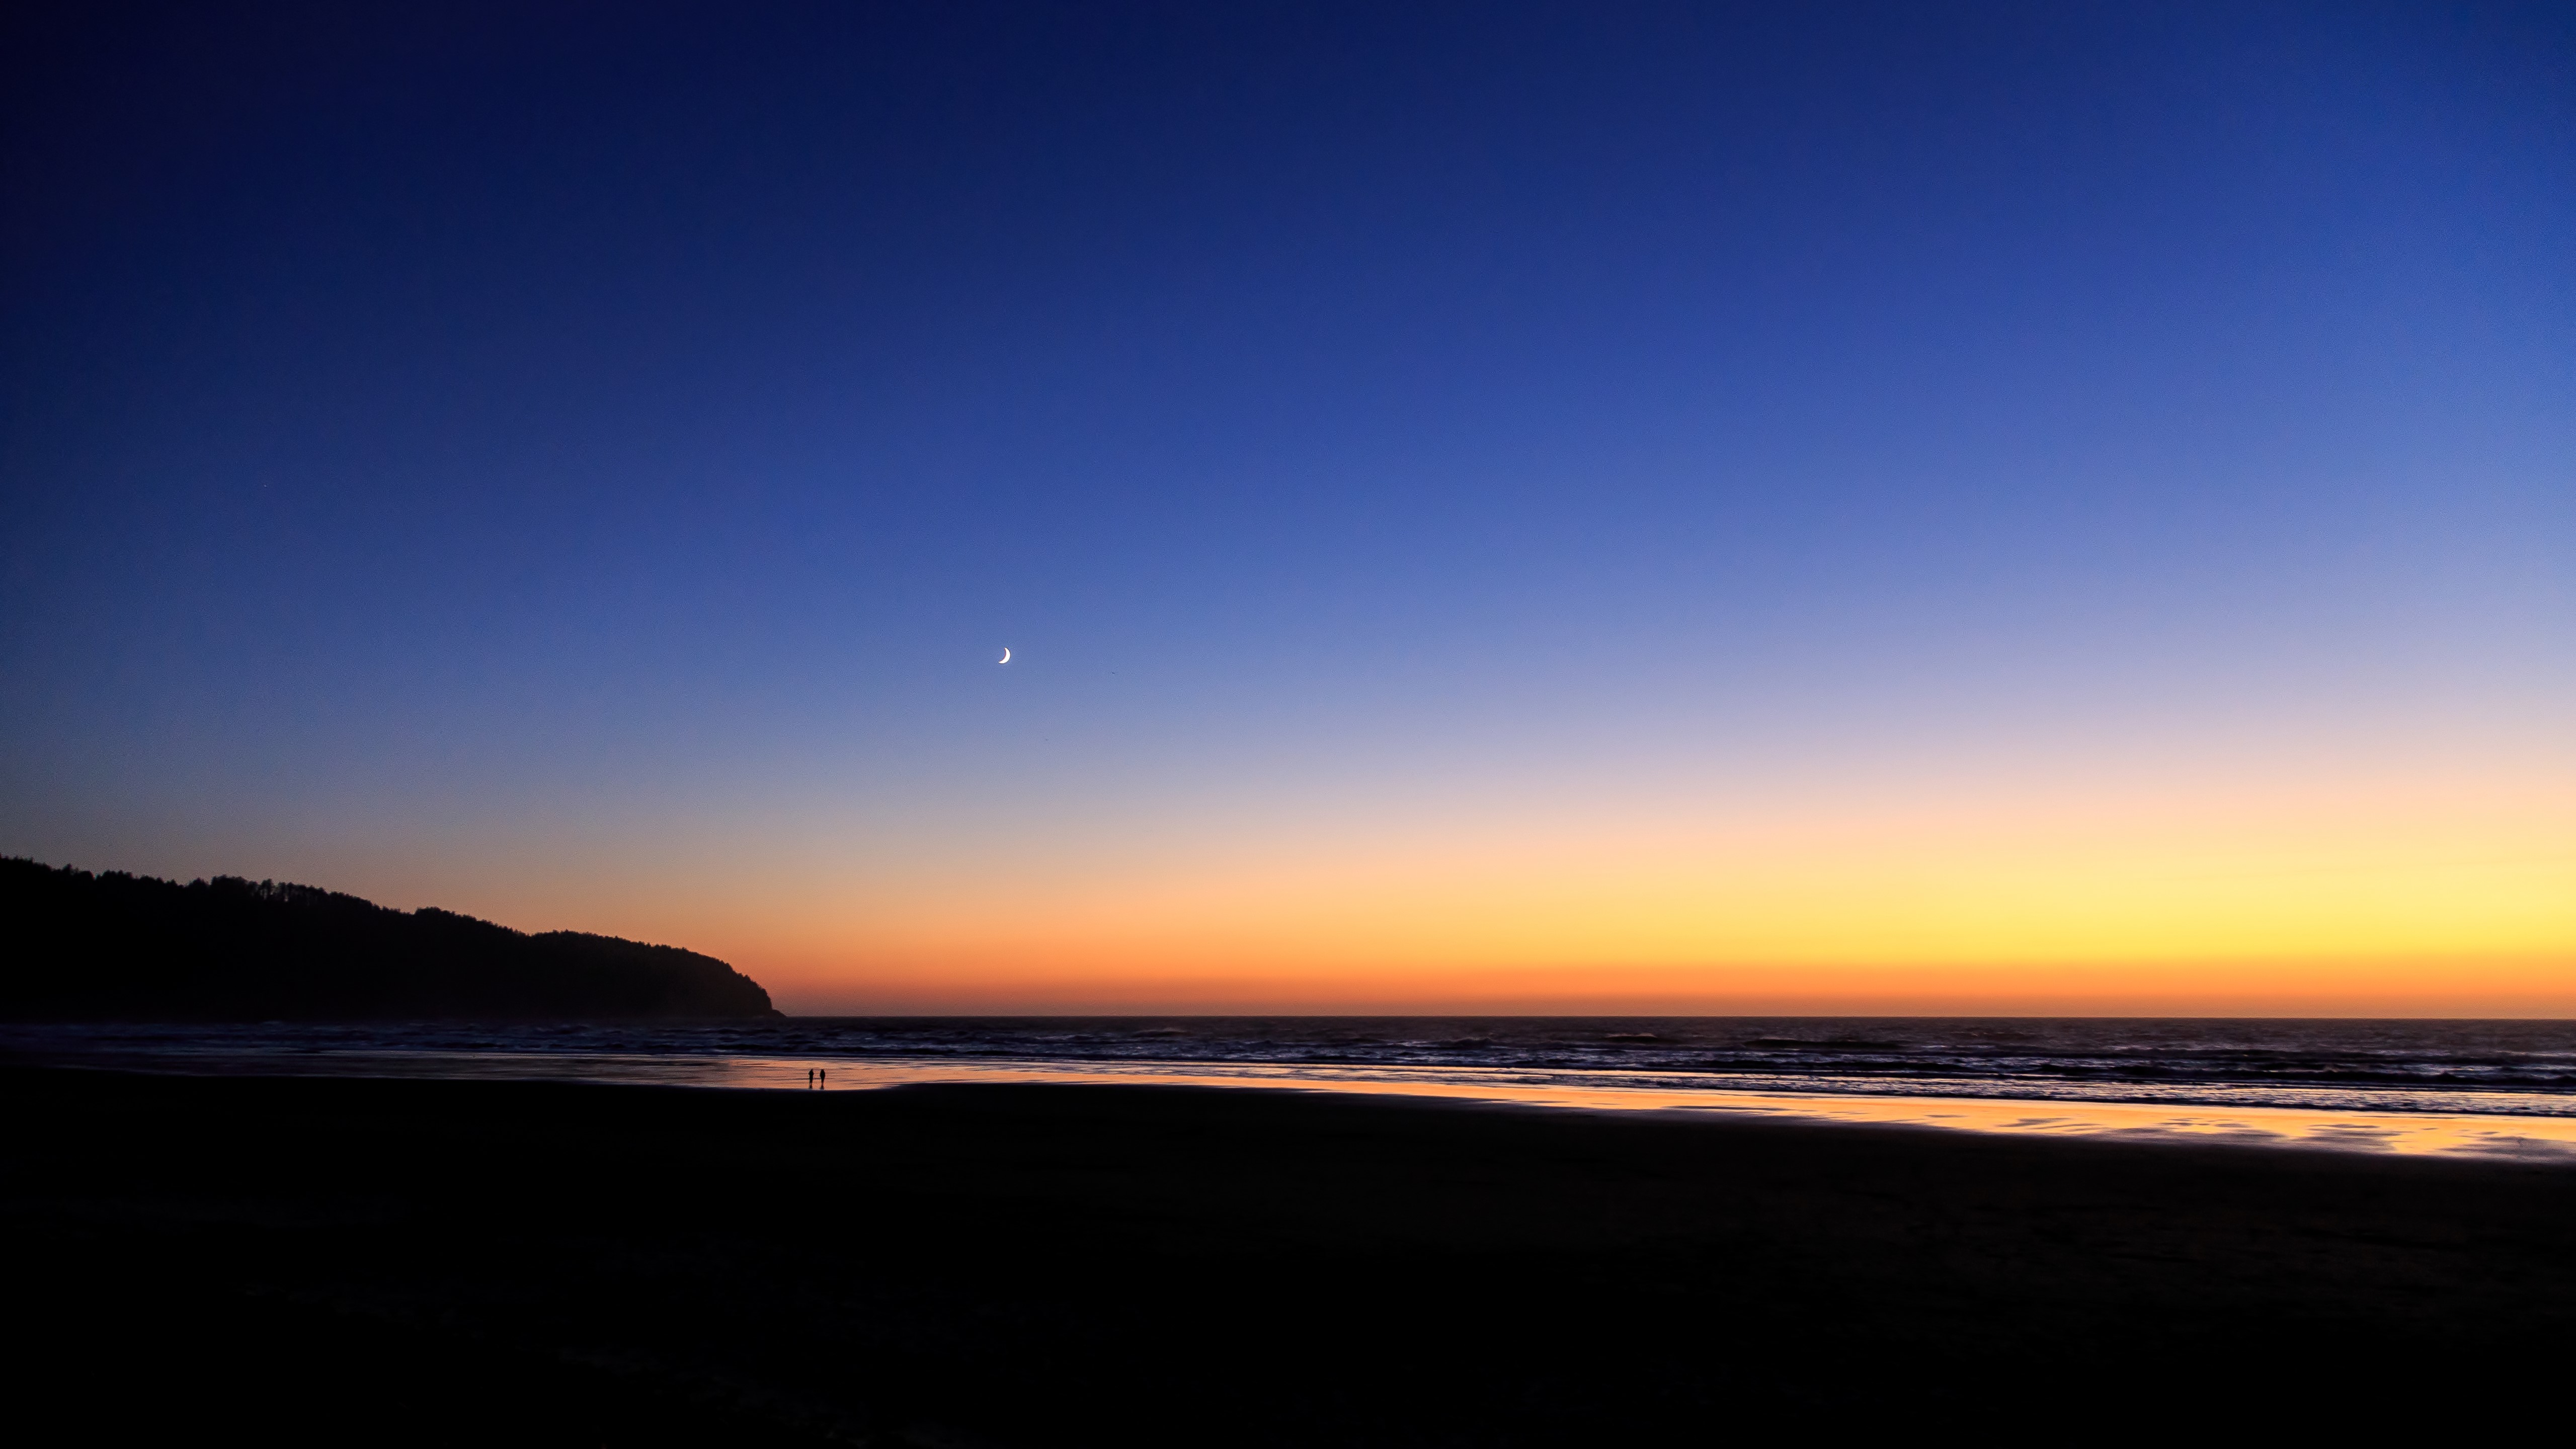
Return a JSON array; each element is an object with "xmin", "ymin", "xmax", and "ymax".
[{"xmin": 10, "ymin": 1016, "xmax": 2575, "ymax": 1160}]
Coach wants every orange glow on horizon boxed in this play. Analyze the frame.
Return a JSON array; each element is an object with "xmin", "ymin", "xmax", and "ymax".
[
  {"xmin": 299, "ymin": 736, "xmax": 2573, "ymax": 1017},
  {"xmin": 677, "ymin": 762, "xmax": 2575, "ymax": 1016}
]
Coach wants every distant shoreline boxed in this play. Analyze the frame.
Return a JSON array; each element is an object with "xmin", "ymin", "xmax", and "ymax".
[
  {"xmin": 12, "ymin": 1022, "xmax": 2575, "ymax": 1163},
  {"xmin": 20, "ymin": 1009, "xmax": 2574, "ymax": 1159}
]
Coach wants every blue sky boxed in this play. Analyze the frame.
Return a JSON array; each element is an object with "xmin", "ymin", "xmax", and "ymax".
[{"xmin": 4, "ymin": 3, "xmax": 2569, "ymax": 1008}]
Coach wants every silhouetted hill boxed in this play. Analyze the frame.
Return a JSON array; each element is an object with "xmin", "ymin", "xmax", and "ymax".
[{"xmin": 2, "ymin": 858, "xmax": 779, "ymax": 1021}]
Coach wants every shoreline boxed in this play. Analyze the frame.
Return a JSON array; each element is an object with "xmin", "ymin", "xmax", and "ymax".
[{"xmin": 14, "ymin": 1041, "xmax": 2576, "ymax": 1161}]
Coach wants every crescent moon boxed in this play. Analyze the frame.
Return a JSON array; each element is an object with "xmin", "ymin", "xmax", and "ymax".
[{"xmin": 998, "ymin": 648, "xmax": 1011, "ymax": 664}]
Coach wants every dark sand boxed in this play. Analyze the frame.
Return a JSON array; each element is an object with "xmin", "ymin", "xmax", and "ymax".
[{"xmin": 9, "ymin": 1067, "xmax": 2572, "ymax": 1444}]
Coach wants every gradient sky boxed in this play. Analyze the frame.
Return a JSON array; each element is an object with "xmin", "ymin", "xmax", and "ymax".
[{"xmin": 5, "ymin": 2, "xmax": 2570, "ymax": 1014}]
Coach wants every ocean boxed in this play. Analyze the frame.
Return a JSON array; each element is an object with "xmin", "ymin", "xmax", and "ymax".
[{"xmin": 11, "ymin": 1015, "xmax": 2576, "ymax": 1159}]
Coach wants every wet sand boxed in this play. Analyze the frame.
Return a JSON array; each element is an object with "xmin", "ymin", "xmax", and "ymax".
[
  {"xmin": 10, "ymin": 1066, "xmax": 2573, "ymax": 1444},
  {"xmin": 41, "ymin": 1039, "xmax": 2576, "ymax": 1157}
]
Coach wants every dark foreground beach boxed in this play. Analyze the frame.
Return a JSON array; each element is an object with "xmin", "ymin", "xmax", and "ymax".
[{"xmin": 11, "ymin": 1068, "xmax": 2573, "ymax": 1445}]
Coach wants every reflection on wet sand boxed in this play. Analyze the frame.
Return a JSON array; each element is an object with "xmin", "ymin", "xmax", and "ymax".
[{"xmin": 147, "ymin": 1049, "xmax": 2576, "ymax": 1161}]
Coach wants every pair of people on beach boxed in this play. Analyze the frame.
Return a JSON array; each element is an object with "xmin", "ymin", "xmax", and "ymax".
[{"xmin": 807, "ymin": 1067, "xmax": 827, "ymax": 1088}]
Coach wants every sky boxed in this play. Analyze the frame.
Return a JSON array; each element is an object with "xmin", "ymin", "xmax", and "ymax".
[{"xmin": 4, "ymin": 2, "xmax": 2570, "ymax": 1014}]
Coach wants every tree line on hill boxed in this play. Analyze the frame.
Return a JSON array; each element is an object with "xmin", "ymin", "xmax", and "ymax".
[{"xmin": 1, "ymin": 857, "xmax": 779, "ymax": 1021}]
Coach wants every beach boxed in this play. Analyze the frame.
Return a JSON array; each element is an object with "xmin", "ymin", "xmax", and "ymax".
[{"xmin": 11, "ymin": 1065, "xmax": 2573, "ymax": 1444}]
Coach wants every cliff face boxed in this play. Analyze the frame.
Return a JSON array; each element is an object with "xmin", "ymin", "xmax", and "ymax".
[{"xmin": 1, "ymin": 858, "xmax": 779, "ymax": 1021}]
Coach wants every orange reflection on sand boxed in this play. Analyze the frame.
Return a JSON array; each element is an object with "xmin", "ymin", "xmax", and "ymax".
[
  {"xmin": 866, "ymin": 1063, "xmax": 2576, "ymax": 1159},
  {"xmin": 407, "ymin": 1052, "xmax": 2576, "ymax": 1162}
]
